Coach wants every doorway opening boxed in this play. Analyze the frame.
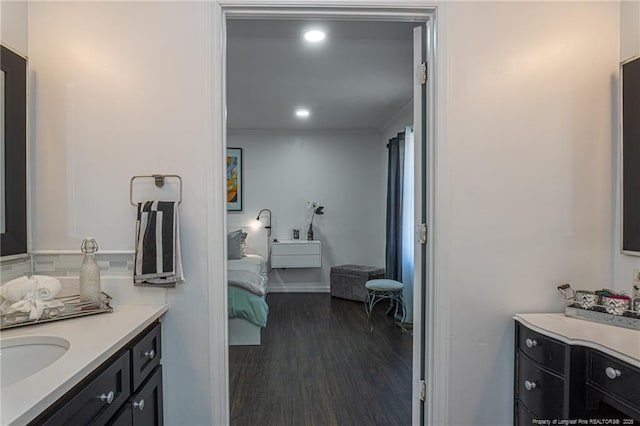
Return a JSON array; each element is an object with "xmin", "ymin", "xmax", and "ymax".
[{"xmin": 218, "ymin": 6, "xmax": 436, "ymax": 425}]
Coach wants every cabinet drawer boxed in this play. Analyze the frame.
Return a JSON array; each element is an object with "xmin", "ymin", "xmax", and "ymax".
[
  {"xmin": 271, "ymin": 254, "xmax": 321, "ymax": 268},
  {"xmin": 110, "ymin": 366, "xmax": 163, "ymax": 426},
  {"xmin": 518, "ymin": 324, "xmax": 566, "ymax": 375},
  {"xmin": 131, "ymin": 322, "xmax": 162, "ymax": 390},
  {"xmin": 588, "ymin": 350, "xmax": 640, "ymax": 408},
  {"xmin": 271, "ymin": 242, "xmax": 320, "ymax": 256},
  {"xmin": 109, "ymin": 405, "xmax": 133, "ymax": 426},
  {"xmin": 518, "ymin": 352, "xmax": 565, "ymax": 419},
  {"xmin": 43, "ymin": 351, "xmax": 131, "ymax": 426},
  {"xmin": 132, "ymin": 366, "xmax": 164, "ymax": 426},
  {"xmin": 516, "ymin": 401, "xmax": 537, "ymax": 426}
]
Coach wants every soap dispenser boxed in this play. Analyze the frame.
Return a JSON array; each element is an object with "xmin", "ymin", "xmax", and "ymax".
[{"xmin": 79, "ymin": 238, "xmax": 102, "ymax": 305}]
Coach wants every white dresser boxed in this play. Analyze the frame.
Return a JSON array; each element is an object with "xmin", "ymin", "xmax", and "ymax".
[{"xmin": 271, "ymin": 240, "xmax": 321, "ymax": 268}]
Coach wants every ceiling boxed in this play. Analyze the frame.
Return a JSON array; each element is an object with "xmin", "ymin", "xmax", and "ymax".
[{"xmin": 227, "ymin": 20, "xmax": 416, "ymax": 131}]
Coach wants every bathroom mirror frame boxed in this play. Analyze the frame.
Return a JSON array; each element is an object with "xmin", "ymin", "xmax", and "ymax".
[{"xmin": 1, "ymin": 45, "xmax": 27, "ymax": 257}]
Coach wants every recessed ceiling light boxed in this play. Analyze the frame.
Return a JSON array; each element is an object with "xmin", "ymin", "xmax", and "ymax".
[
  {"xmin": 295, "ymin": 108, "xmax": 310, "ymax": 118},
  {"xmin": 303, "ymin": 30, "xmax": 326, "ymax": 43}
]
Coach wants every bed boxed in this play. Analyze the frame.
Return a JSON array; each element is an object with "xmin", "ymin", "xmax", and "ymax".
[{"xmin": 228, "ymin": 227, "xmax": 270, "ymax": 346}]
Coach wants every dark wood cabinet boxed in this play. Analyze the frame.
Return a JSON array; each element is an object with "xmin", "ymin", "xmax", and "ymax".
[
  {"xmin": 515, "ymin": 321, "xmax": 640, "ymax": 425},
  {"xmin": 131, "ymin": 323, "xmax": 161, "ymax": 390},
  {"xmin": 517, "ymin": 326, "xmax": 566, "ymax": 375},
  {"xmin": 42, "ymin": 351, "xmax": 131, "ymax": 426},
  {"xmin": 586, "ymin": 350, "xmax": 640, "ymax": 421},
  {"xmin": 517, "ymin": 353, "xmax": 565, "ymax": 419},
  {"xmin": 32, "ymin": 321, "xmax": 163, "ymax": 426},
  {"xmin": 130, "ymin": 366, "xmax": 163, "ymax": 426},
  {"xmin": 110, "ymin": 366, "xmax": 163, "ymax": 426}
]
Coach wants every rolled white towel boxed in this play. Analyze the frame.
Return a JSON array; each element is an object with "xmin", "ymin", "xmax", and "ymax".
[
  {"xmin": 1, "ymin": 275, "xmax": 62, "ymax": 303},
  {"xmin": 32, "ymin": 275, "xmax": 62, "ymax": 300},
  {"xmin": 5, "ymin": 298, "xmax": 65, "ymax": 320},
  {"xmin": 1, "ymin": 276, "xmax": 37, "ymax": 302}
]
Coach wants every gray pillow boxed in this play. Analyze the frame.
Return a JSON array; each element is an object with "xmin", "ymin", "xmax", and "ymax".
[
  {"xmin": 228, "ymin": 230, "xmax": 247, "ymax": 260},
  {"xmin": 240, "ymin": 233, "xmax": 248, "ymax": 257}
]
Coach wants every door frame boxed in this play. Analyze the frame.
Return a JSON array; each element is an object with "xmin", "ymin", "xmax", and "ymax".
[{"xmin": 209, "ymin": 2, "xmax": 446, "ymax": 425}]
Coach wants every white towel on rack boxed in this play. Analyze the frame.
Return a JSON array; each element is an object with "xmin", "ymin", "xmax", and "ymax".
[{"xmin": 134, "ymin": 201, "xmax": 184, "ymax": 288}]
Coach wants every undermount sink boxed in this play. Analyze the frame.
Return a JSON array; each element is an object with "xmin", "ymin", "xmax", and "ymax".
[{"xmin": 0, "ymin": 335, "xmax": 70, "ymax": 388}]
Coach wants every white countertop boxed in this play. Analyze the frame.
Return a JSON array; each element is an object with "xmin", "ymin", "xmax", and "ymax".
[
  {"xmin": 0, "ymin": 304, "xmax": 168, "ymax": 425},
  {"xmin": 514, "ymin": 313, "xmax": 640, "ymax": 368}
]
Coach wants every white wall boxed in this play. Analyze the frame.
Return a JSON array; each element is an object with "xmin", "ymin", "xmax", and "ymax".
[
  {"xmin": 28, "ymin": 2, "xmax": 220, "ymax": 425},
  {"xmin": 1, "ymin": 0, "xmax": 28, "ymax": 56},
  {"xmin": 614, "ymin": 0, "xmax": 640, "ymax": 292},
  {"xmin": 440, "ymin": 2, "xmax": 619, "ymax": 425},
  {"xmin": 24, "ymin": 1, "xmax": 624, "ymax": 425},
  {"xmin": 227, "ymin": 130, "xmax": 385, "ymax": 292}
]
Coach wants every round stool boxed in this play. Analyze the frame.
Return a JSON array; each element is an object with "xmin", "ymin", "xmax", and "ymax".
[{"xmin": 364, "ymin": 279, "xmax": 406, "ymax": 330}]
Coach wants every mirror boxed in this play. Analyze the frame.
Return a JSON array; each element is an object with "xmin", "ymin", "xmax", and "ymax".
[
  {"xmin": 0, "ymin": 45, "xmax": 27, "ymax": 257},
  {"xmin": 621, "ymin": 56, "xmax": 640, "ymax": 255}
]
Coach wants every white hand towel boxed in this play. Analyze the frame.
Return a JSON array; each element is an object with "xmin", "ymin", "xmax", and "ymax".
[
  {"xmin": 5, "ymin": 298, "xmax": 65, "ymax": 320},
  {"xmin": 1, "ymin": 276, "xmax": 37, "ymax": 302},
  {"xmin": 1, "ymin": 275, "xmax": 62, "ymax": 302},
  {"xmin": 32, "ymin": 275, "xmax": 62, "ymax": 300}
]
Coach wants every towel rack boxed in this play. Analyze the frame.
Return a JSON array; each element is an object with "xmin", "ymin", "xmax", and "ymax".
[{"xmin": 130, "ymin": 174, "xmax": 183, "ymax": 206}]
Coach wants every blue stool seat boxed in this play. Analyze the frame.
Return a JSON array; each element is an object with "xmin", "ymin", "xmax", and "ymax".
[
  {"xmin": 365, "ymin": 279, "xmax": 404, "ymax": 292},
  {"xmin": 364, "ymin": 279, "xmax": 406, "ymax": 332}
]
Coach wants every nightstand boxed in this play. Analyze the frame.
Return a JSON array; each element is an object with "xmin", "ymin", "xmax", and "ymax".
[{"xmin": 271, "ymin": 240, "xmax": 321, "ymax": 268}]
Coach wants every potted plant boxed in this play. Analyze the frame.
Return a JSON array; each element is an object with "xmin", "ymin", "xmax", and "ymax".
[{"xmin": 306, "ymin": 201, "xmax": 324, "ymax": 241}]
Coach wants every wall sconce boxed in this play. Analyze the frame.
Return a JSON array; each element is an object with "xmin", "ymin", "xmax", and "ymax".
[{"xmin": 256, "ymin": 208, "xmax": 272, "ymax": 237}]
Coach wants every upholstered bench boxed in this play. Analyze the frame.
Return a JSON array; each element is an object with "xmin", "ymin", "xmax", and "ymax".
[{"xmin": 330, "ymin": 264, "xmax": 385, "ymax": 302}]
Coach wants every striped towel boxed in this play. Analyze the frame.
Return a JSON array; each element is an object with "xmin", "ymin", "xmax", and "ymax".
[{"xmin": 134, "ymin": 201, "xmax": 184, "ymax": 288}]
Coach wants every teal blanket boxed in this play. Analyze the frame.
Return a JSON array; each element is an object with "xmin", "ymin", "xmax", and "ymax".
[{"xmin": 228, "ymin": 285, "xmax": 268, "ymax": 327}]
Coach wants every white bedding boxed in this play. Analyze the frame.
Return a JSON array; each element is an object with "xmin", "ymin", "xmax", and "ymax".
[
  {"xmin": 228, "ymin": 254, "xmax": 267, "ymax": 275},
  {"xmin": 228, "ymin": 254, "xmax": 268, "ymax": 296}
]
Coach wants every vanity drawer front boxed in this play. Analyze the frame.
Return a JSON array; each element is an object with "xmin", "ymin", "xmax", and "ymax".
[
  {"xmin": 131, "ymin": 366, "xmax": 164, "ymax": 426},
  {"xmin": 518, "ymin": 352, "xmax": 565, "ymax": 419},
  {"xmin": 109, "ymin": 405, "xmax": 133, "ymax": 426},
  {"xmin": 518, "ymin": 324, "xmax": 566, "ymax": 375},
  {"xmin": 588, "ymin": 350, "xmax": 640, "ymax": 407},
  {"xmin": 43, "ymin": 351, "xmax": 131, "ymax": 426},
  {"xmin": 109, "ymin": 366, "xmax": 163, "ymax": 426},
  {"xmin": 131, "ymin": 322, "xmax": 162, "ymax": 390},
  {"xmin": 516, "ymin": 401, "xmax": 537, "ymax": 426}
]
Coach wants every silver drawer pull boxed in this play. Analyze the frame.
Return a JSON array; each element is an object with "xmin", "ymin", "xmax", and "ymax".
[
  {"xmin": 133, "ymin": 399, "xmax": 145, "ymax": 410},
  {"xmin": 99, "ymin": 391, "xmax": 115, "ymax": 404},
  {"xmin": 605, "ymin": 367, "xmax": 621, "ymax": 379},
  {"xmin": 143, "ymin": 349, "xmax": 156, "ymax": 360},
  {"xmin": 525, "ymin": 338, "xmax": 538, "ymax": 348},
  {"xmin": 524, "ymin": 380, "xmax": 537, "ymax": 391}
]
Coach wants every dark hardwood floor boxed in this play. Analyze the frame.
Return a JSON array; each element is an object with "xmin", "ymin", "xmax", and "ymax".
[{"xmin": 229, "ymin": 293, "xmax": 413, "ymax": 426}]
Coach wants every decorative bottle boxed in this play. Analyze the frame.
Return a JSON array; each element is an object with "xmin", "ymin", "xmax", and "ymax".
[{"xmin": 79, "ymin": 238, "xmax": 102, "ymax": 305}]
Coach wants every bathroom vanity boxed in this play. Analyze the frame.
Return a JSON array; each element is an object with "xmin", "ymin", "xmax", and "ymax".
[
  {"xmin": 514, "ymin": 314, "xmax": 640, "ymax": 425},
  {"xmin": 0, "ymin": 304, "xmax": 167, "ymax": 425}
]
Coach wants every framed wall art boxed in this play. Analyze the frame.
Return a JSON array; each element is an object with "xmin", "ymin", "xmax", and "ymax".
[{"xmin": 227, "ymin": 147, "xmax": 243, "ymax": 211}]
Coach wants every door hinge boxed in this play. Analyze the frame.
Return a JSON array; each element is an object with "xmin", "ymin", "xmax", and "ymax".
[
  {"xmin": 420, "ymin": 380, "xmax": 427, "ymax": 402},
  {"xmin": 416, "ymin": 62, "xmax": 427, "ymax": 85},
  {"xmin": 416, "ymin": 223, "xmax": 428, "ymax": 245}
]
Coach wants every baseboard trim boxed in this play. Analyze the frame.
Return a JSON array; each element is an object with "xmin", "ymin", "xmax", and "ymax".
[{"xmin": 268, "ymin": 283, "xmax": 330, "ymax": 293}]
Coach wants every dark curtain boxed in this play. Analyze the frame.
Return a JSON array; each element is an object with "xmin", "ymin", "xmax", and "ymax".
[{"xmin": 385, "ymin": 132, "xmax": 405, "ymax": 281}]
